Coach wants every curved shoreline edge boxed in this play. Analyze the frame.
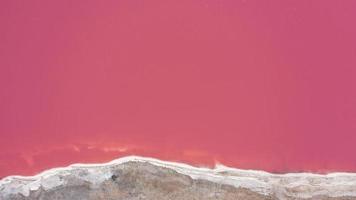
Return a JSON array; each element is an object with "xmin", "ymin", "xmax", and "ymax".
[{"xmin": 1, "ymin": 155, "xmax": 356, "ymax": 199}]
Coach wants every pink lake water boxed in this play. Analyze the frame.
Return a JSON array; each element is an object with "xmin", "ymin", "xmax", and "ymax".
[{"xmin": 1, "ymin": 0, "xmax": 356, "ymax": 178}]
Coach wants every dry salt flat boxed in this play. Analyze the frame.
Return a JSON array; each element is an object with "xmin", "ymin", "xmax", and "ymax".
[{"xmin": 1, "ymin": 156, "xmax": 356, "ymax": 200}]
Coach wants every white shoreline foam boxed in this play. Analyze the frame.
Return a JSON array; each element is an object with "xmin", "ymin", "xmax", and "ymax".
[{"xmin": 1, "ymin": 156, "xmax": 356, "ymax": 199}]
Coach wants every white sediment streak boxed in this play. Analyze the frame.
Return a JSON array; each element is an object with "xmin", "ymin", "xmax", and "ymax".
[{"xmin": 1, "ymin": 156, "xmax": 356, "ymax": 199}]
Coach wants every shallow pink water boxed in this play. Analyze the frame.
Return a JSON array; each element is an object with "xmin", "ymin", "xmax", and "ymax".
[{"xmin": 1, "ymin": 0, "xmax": 356, "ymax": 178}]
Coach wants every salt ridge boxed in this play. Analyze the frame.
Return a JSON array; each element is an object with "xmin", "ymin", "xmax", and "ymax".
[{"xmin": 1, "ymin": 156, "xmax": 356, "ymax": 199}]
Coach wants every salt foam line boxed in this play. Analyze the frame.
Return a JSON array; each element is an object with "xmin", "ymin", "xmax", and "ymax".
[{"xmin": 1, "ymin": 155, "xmax": 356, "ymax": 199}]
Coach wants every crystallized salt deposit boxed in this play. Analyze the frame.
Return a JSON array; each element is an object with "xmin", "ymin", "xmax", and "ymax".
[{"xmin": 1, "ymin": 156, "xmax": 356, "ymax": 199}]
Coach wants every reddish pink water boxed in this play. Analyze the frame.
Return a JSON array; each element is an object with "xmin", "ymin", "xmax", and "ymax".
[{"xmin": 1, "ymin": 0, "xmax": 356, "ymax": 178}]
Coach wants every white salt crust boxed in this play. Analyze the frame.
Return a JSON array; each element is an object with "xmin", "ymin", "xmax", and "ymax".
[{"xmin": 1, "ymin": 156, "xmax": 356, "ymax": 199}]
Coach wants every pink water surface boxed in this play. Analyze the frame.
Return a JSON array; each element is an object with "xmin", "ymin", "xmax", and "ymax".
[{"xmin": 1, "ymin": 0, "xmax": 356, "ymax": 178}]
